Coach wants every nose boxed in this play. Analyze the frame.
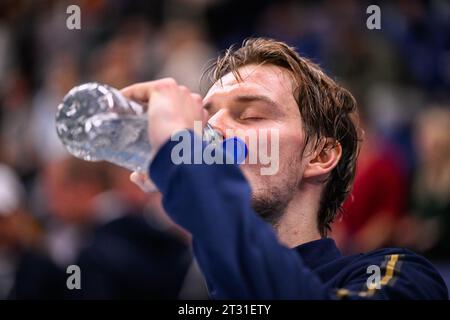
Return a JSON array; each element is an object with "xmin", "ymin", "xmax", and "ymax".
[
  {"xmin": 207, "ymin": 109, "xmax": 232, "ymax": 139},
  {"xmin": 207, "ymin": 109, "xmax": 248, "ymax": 164}
]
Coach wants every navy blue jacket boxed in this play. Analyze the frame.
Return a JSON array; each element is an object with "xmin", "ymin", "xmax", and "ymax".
[{"xmin": 149, "ymin": 132, "xmax": 448, "ymax": 300}]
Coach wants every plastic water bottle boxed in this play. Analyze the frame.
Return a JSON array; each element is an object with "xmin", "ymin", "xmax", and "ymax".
[{"xmin": 55, "ymin": 82, "xmax": 224, "ymax": 172}]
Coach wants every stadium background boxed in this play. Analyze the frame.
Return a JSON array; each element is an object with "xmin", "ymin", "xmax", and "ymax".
[{"xmin": 0, "ymin": 0, "xmax": 449, "ymax": 298}]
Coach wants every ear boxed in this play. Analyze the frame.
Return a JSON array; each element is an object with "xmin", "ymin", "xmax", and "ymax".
[{"xmin": 303, "ymin": 139, "xmax": 342, "ymax": 180}]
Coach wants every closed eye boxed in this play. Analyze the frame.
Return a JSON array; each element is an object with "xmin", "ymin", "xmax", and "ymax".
[{"xmin": 239, "ymin": 116, "xmax": 265, "ymax": 121}]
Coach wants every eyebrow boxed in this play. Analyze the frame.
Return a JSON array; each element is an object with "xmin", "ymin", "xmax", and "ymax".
[
  {"xmin": 204, "ymin": 94, "xmax": 280, "ymax": 112},
  {"xmin": 234, "ymin": 94, "xmax": 279, "ymax": 109}
]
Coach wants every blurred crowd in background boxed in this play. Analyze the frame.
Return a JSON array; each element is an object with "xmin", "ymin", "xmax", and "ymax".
[{"xmin": 0, "ymin": 0, "xmax": 449, "ymax": 299}]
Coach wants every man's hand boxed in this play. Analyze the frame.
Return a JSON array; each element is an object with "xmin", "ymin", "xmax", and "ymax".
[
  {"xmin": 121, "ymin": 78, "xmax": 205, "ymax": 192},
  {"xmin": 121, "ymin": 78, "xmax": 205, "ymax": 154}
]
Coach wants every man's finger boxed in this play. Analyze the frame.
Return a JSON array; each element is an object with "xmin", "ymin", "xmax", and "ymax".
[
  {"xmin": 130, "ymin": 172, "xmax": 158, "ymax": 193},
  {"xmin": 121, "ymin": 81, "xmax": 157, "ymax": 103},
  {"xmin": 202, "ymin": 109, "xmax": 209, "ymax": 128},
  {"xmin": 191, "ymin": 93, "xmax": 203, "ymax": 104},
  {"xmin": 121, "ymin": 78, "xmax": 178, "ymax": 103}
]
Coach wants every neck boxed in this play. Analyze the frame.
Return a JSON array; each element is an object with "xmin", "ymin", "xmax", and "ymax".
[{"xmin": 275, "ymin": 182, "xmax": 322, "ymax": 248}]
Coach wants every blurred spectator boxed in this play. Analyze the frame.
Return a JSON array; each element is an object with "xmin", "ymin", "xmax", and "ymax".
[
  {"xmin": 71, "ymin": 166, "xmax": 208, "ymax": 299},
  {"xmin": 395, "ymin": 107, "xmax": 450, "ymax": 261},
  {"xmin": 156, "ymin": 19, "xmax": 214, "ymax": 91},
  {"xmin": 87, "ymin": 20, "xmax": 153, "ymax": 89},
  {"xmin": 29, "ymin": 53, "xmax": 78, "ymax": 164},
  {"xmin": 37, "ymin": 155, "xmax": 207, "ymax": 299},
  {"xmin": 40, "ymin": 156, "xmax": 111, "ymax": 267},
  {"xmin": 0, "ymin": 163, "xmax": 63, "ymax": 299},
  {"xmin": 332, "ymin": 119, "xmax": 408, "ymax": 254},
  {"xmin": 0, "ymin": 71, "xmax": 37, "ymax": 181},
  {"xmin": 0, "ymin": 163, "xmax": 27, "ymax": 298}
]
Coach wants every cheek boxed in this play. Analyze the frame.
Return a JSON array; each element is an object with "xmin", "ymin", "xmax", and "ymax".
[
  {"xmin": 240, "ymin": 163, "xmax": 260, "ymax": 182},
  {"xmin": 238, "ymin": 123, "xmax": 304, "ymax": 184},
  {"xmin": 239, "ymin": 164, "xmax": 272, "ymax": 197},
  {"xmin": 280, "ymin": 126, "xmax": 304, "ymax": 165},
  {"xmin": 259, "ymin": 123, "xmax": 304, "ymax": 167},
  {"xmin": 270, "ymin": 123, "xmax": 306, "ymax": 184}
]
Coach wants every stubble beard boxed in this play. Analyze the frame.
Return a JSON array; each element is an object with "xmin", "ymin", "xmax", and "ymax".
[{"xmin": 250, "ymin": 157, "xmax": 301, "ymax": 230}]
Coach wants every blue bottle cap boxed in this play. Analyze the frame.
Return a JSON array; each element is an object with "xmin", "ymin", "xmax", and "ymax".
[{"xmin": 221, "ymin": 137, "xmax": 248, "ymax": 164}]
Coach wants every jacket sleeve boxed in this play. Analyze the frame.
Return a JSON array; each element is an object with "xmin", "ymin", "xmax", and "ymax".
[
  {"xmin": 332, "ymin": 250, "xmax": 448, "ymax": 300},
  {"xmin": 149, "ymin": 131, "xmax": 448, "ymax": 300}
]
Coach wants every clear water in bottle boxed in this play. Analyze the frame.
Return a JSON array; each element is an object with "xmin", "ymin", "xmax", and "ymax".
[{"xmin": 55, "ymin": 82, "xmax": 223, "ymax": 172}]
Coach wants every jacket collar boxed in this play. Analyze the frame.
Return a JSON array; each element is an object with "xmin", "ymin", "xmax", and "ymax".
[{"xmin": 294, "ymin": 238, "xmax": 342, "ymax": 269}]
